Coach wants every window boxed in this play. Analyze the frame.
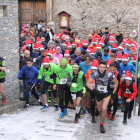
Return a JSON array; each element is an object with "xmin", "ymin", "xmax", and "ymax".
[{"xmin": 0, "ymin": 6, "xmax": 7, "ymax": 17}]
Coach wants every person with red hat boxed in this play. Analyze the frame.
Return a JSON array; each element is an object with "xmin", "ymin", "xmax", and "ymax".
[
  {"xmin": 54, "ymin": 33, "xmax": 61, "ymax": 47},
  {"xmin": 47, "ymin": 50, "xmax": 59, "ymax": 65},
  {"xmin": 123, "ymin": 40, "xmax": 132, "ymax": 54},
  {"xmin": 111, "ymin": 43, "xmax": 118, "ymax": 54},
  {"xmin": 107, "ymin": 62, "xmax": 121, "ymax": 121},
  {"xmin": 116, "ymin": 53, "xmax": 122, "ymax": 63},
  {"xmin": 37, "ymin": 56, "xmax": 59, "ymax": 111},
  {"xmin": 118, "ymin": 71, "xmax": 137, "ymax": 125},
  {"xmin": 86, "ymin": 60, "xmax": 99, "ymax": 123},
  {"xmin": 64, "ymin": 50, "xmax": 71, "ymax": 64}
]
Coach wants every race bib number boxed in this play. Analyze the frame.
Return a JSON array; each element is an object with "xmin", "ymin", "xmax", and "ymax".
[
  {"xmin": 33, "ymin": 58, "xmax": 37, "ymax": 62},
  {"xmin": 71, "ymin": 93, "xmax": 76, "ymax": 100},
  {"xmin": 97, "ymin": 85, "xmax": 107, "ymax": 92},
  {"xmin": 46, "ymin": 76, "xmax": 53, "ymax": 80},
  {"xmin": 125, "ymin": 88, "xmax": 131, "ymax": 94},
  {"xmin": 91, "ymin": 80, "xmax": 95, "ymax": 88},
  {"xmin": 60, "ymin": 78, "xmax": 67, "ymax": 84},
  {"xmin": 110, "ymin": 84, "xmax": 114, "ymax": 88}
]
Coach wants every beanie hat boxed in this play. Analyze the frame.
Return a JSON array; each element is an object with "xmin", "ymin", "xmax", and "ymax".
[
  {"xmin": 125, "ymin": 71, "xmax": 132, "ymax": 80},
  {"xmin": 42, "ymin": 56, "xmax": 50, "ymax": 65},
  {"xmin": 72, "ymin": 65, "xmax": 79, "ymax": 70},
  {"xmin": 96, "ymin": 52, "xmax": 102, "ymax": 58},
  {"xmin": 85, "ymin": 54, "xmax": 91, "ymax": 61},
  {"xmin": 60, "ymin": 58, "xmax": 68, "ymax": 65},
  {"xmin": 67, "ymin": 28, "xmax": 71, "ymax": 31}
]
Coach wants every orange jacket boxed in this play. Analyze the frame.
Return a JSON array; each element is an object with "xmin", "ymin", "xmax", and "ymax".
[{"xmin": 92, "ymin": 33, "xmax": 101, "ymax": 40}]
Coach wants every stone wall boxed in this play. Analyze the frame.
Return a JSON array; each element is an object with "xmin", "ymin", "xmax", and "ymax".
[
  {"xmin": 0, "ymin": 0, "xmax": 19, "ymax": 100},
  {"xmin": 52, "ymin": 0, "xmax": 139, "ymax": 40}
]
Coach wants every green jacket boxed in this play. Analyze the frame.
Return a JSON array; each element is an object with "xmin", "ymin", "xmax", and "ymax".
[
  {"xmin": 54, "ymin": 64, "xmax": 72, "ymax": 84},
  {"xmin": 0, "ymin": 57, "xmax": 6, "ymax": 79},
  {"xmin": 69, "ymin": 71, "xmax": 84, "ymax": 93},
  {"xmin": 38, "ymin": 63, "xmax": 56, "ymax": 84}
]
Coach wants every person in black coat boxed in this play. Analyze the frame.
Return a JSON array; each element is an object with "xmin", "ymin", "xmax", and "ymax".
[
  {"xmin": 41, "ymin": 27, "xmax": 50, "ymax": 43},
  {"xmin": 116, "ymin": 31, "xmax": 123, "ymax": 44}
]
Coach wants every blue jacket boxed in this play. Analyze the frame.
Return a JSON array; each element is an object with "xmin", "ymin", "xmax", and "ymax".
[
  {"xmin": 102, "ymin": 53, "xmax": 110, "ymax": 61},
  {"xmin": 42, "ymin": 43, "xmax": 48, "ymax": 50},
  {"xmin": 79, "ymin": 62, "xmax": 91, "ymax": 75},
  {"xmin": 19, "ymin": 38, "xmax": 25, "ymax": 48},
  {"xmin": 120, "ymin": 62, "xmax": 135, "ymax": 77},
  {"xmin": 70, "ymin": 54, "xmax": 77, "ymax": 60},
  {"xmin": 31, "ymin": 52, "xmax": 39, "ymax": 59},
  {"xmin": 114, "ymin": 61, "xmax": 121, "ymax": 75},
  {"xmin": 18, "ymin": 65, "xmax": 39, "ymax": 84}
]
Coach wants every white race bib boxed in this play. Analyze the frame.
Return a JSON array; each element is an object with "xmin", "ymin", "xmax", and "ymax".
[
  {"xmin": 97, "ymin": 85, "xmax": 107, "ymax": 92},
  {"xmin": 71, "ymin": 94, "xmax": 76, "ymax": 100},
  {"xmin": 33, "ymin": 58, "xmax": 37, "ymax": 62},
  {"xmin": 46, "ymin": 76, "xmax": 53, "ymax": 80},
  {"xmin": 110, "ymin": 84, "xmax": 114, "ymax": 88},
  {"xmin": 125, "ymin": 88, "xmax": 131, "ymax": 94},
  {"xmin": 60, "ymin": 78, "xmax": 67, "ymax": 84}
]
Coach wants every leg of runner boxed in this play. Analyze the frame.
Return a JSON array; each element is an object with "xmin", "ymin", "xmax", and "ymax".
[
  {"xmin": 107, "ymin": 100, "xmax": 112, "ymax": 118},
  {"xmin": 0, "ymin": 82, "xmax": 6, "ymax": 105},
  {"xmin": 128, "ymin": 99, "xmax": 134, "ymax": 119},
  {"xmin": 86, "ymin": 91, "xmax": 91, "ymax": 114},
  {"xmin": 123, "ymin": 97, "xmax": 129, "ymax": 125},
  {"xmin": 51, "ymin": 85, "xmax": 59, "ymax": 111},
  {"xmin": 81, "ymin": 93, "xmax": 87, "ymax": 115},
  {"xmin": 64, "ymin": 87, "xmax": 71, "ymax": 115},
  {"xmin": 74, "ymin": 97, "xmax": 82, "ymax": 123},
  {"xmin": 40, "ymin": 81, "xmax": 50, "ymax": 110},
  {"xmin": 48, "ymin": 85, "xmax": 52, "ymax": 103},
  {"xmin": 58, "ymin": 85, "xmax": 65, "ymax": 118}
]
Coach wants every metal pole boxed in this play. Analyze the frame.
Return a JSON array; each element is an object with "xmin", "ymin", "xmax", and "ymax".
[{"xmin": 133, "ymin": 18, "xmax": 140, "ymax": 115}]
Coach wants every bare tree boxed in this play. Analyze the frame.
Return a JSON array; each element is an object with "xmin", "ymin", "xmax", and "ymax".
[{"xmin": 103, "ymin": 0, "xmax": 133, "ymax": 30}]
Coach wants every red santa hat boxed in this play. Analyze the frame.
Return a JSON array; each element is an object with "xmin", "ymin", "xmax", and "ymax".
[
  {"xmin": 131, "ymin": 47, "xmax": 137, "ymax": 54},
  {"xmin": 89, "ymin": 49, "xmax": 95, "ymax": 55},
  {"xmin": 132, "ymin": 55, "xmax": 136, "ymax": 62},
  {"xmin": 92, "ymin": 37, "xmax": 97, "ymax": 44},
  {"xmin": 122, "ymin": 55, "xmax": 128, "ymax": 61},
  {"xmin": 125, "ymin": 40, "xmax": 131, "ymax": 47},
  {"xmin": 99, "ymin": 37, "xmax": 104, "ymax": 45},
  {"xmin": 107, "ymin": 59, "xmax": 113, "ymax": 67},
  {"xmin": 110, "ymin": 35, "xmax": 115, "ymax": 39},
  {"xmin": 47, "ymin": 49, "xmax": 54, "ymax": 56},
  {"xmin": 42, "ymin": 56, "xmax": 50, "ymax": 65},
  {"xmin": 112, "ymin": 43, "xmax": 117, "ymax": 50},
  {"xmin": 131, "ymin": 41, "xmax": 137, "ymax": 46},
  {"xmin": 62, "ymin": 42, "xmax": 67, "ymax": 46},
  {"xmin": 54, "ymin": 33, "xmax": 60, "ymax": 39},
  {"xmin": 33, "ymin": 43, "xmax": 39, "ymax": 50},
  {"xmin": 110, "ymin": 38, "xmax": 115, "ymax": 43},
  {"xmin": 83, "ymin": 40, "xmax": 88, "ymax": 46},
  {"xmin": 26, "ymin": 40, "xmax": 32, "ymax": 47},
  {"xmin": 67, "ymin": 42, "xmax": 72, "ymax": 48},
  {"xmin": 72, "ymin": 42, "xmax": 77, "ymax": 46},
  {"xmin": 116, "ymin": 53, "xmax": 122, "ymax": 60},
  {"xmin": 96, "ymin": 44, "xmax": 102, "ymax": 49},
  {"xmin": 91, "ymin": 62, "xmax": 98, "ymax": 70},
  {"xmin": 125, "ymin": 71, "xmax": 132, "ymax": 80},
  {"xmin": 91, "ymin": 60, "xmax": 99, "ymax": 69},
  {"xmin": 39, "ymin": 45, "xmax": 44, "ymax": 50},
  {"xmin": 36, "ymin": 37, "xmax": 41, "ymax": 42},
  {"xmin": 64, "ymin": 50, "xmax": 70, "ymax": 56},
  {"xmin": 122, "ymin": 37, "xmax": 129, "ymax": 44},
  {"xmin": 65, "ymin": 35, "xmax": 69, "ymax": 39},
  {"xmin": 118, "ymin": 45, "xmax": 124, "ymax": 51}
]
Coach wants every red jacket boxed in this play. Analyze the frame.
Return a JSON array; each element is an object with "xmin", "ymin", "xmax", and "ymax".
[{"xmin": 118, "ymin": 81, "xmax": 137, "ymax": 101}]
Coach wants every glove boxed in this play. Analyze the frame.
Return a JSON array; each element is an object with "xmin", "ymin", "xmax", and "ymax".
[
  {"xmin": 82, "ymin": 87, "xmax": 86, "ymax": 94},
  {"xmin": 19, "ymin": 77, "xmax": 22, "ymax": 80},
  {"xmin": 71, "ymin": 83, "xmax": 77, "ymax": 87},
  {"xmin": 113, "ymin": 91, "xmax": 117, "ymax": 94}
]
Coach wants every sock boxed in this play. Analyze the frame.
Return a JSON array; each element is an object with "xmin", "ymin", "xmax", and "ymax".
[
  {"xmin": 38, "ymin": 98, "xmax": 41, "ymax": 102},
  {"xmin": 45, "ymin": 104, "xmax": 48, "ymax": 106},
  {"xmin": 26, "ymin": 104, "xmax": 29, "ymax": 106},
  {"xmin": 48, "ymin": 90, "xmax": 51, "ymax": 99},
  {"xmin": 76, "ymin": 106, "xmax": 80, "ymax": 114},
  {"xmin": 100, "ymin": 123, "xmax": 104, "ymax": 126}
]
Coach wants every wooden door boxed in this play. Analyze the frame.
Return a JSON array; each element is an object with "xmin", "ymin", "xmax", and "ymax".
[{"xmin": 19, "ymin": 0, "xmax": 46, "ymax": 30}]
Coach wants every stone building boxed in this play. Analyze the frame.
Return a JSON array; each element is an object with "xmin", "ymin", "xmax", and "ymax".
[{"xmin": 0, "ymin": 0, "xmax": 19, "ymax": 100}]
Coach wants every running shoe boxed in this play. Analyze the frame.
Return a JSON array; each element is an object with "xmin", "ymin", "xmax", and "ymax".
[
  {"xmin": 91, "ymin": 116, "xmax": 96, "ymax": 123},
  {"xmin": 59, "ymin": 112, "xmax": 64, "ymax": 119},
  {"xmin": 86, "ymin": 108, "xmax": 91, "ymax": 114},
  {"xmin": 74, "ymin": 114, "xmax": 78, "ymax": 123},
  {"xmin": 55, "ymin": 106, "xmax": 59, "ymax": 111},
  {"xmin": 107, "ymin": 111, "xmax": 111, "ymax": 118},
  {"xmin": 41, "ymin": 105, "xmax": 49, "ymax": 110},
  {"xmin": 1, "ymin": 100, "xmax": 6, "ymax": 106},
  {"xmin": 64, "ymin": 108, "xmax": 68, "ymax": 115},
  {"xmin": 122, "ymin": 120, "xmax": 127, "ymax": 125},
  {"xmin": 99, "ymin": 125, "xmax": 105, "ymax": 133},
  {"xmin": 81, "ymin": 109, "xmax": 86, "ymax": 115},
  {"xmin": 110, "ymin": 115, "xmax": 115, "ymax": 121},
  {"xmin": 24, "ymin": 104, "xmax": 29, "ymax": 109}
]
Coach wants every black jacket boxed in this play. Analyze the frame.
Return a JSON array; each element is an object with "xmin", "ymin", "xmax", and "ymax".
[
  {"xmin": 116, "ymin": 34, "xmax": 123, "ymax": 44},
  {"xmin": 20, "ymin": 57, "xmax": 27, "ymax": 69},
  {"xmin": 41, "ymin": 31, "xmax": 50, "ymax": 43},
  {"xmin": 34, "ymin": 55, "xmax": 45, "ymax": 69}
]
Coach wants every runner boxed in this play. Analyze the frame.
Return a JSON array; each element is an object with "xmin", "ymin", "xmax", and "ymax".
[
  {"xmin": 18, "ymin": 57, "xmax": 43, "ymax": 109},
  {"xmin": 0, "ymin": 56, "xmax": 6, "ymax": 105},
  {"xmin": 107, "ymin": 62, "xmax": 120, "ymax": 120},
  {"xmin": 118, "ymin": 71, "xmax": 137, "ymax": 125},
  {"xmin": 37, "ymin": 56, "xmax": 59, "ymax": 111},
  {"xmin": 54, "ymin": 58, "xmax": 72, "ymax": 118},
  {"xmin": 86, "ymin": 60, "xmax": 118, "ymax": 133},
  {"xmin": 67, "ymin": 65, "xmax": 86, "ymax": 123}
]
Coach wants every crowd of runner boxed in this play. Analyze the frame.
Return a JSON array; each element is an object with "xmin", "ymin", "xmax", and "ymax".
[{"xmin": 0, "ymin": 19, "xmax": 139, "ymax": 133}]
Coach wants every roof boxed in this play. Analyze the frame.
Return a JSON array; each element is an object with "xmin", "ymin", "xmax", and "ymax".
[{"xmin": 58, "ymin": 11, "xmax": 71, "ymax": 16}]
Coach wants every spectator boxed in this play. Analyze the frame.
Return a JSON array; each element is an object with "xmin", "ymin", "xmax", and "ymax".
[
  {"xmin": 70, "ymin": 32, "xmax": 76, "ymax": 43},
  {"xmin": 116, "ymin": 31, "xmax": 123, "ymax": 44},
  {"xmin": 97, "ymin": 29, "xmax": 103, "ymax": 37},
  {"xmin": 41, "ymin": 37, "xmax": 48, "ymax": 50},
  {"xmin": 102, "ymin": 27, "xmax": 110, "ymax": 46},
  {"xmin": 19, "ymin": 33, "xmax": 25, "ymax": 48},
  {"xmin": 34, "ymin": 29, "xmax": 41, "ymax": 42},
  {"xmin": 41, "ymin": 27, "xmax": 50, "ymax": 43},
  {"xmin": 38, "ymin": 20, "xmax": 44, "ymax": 30}
]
